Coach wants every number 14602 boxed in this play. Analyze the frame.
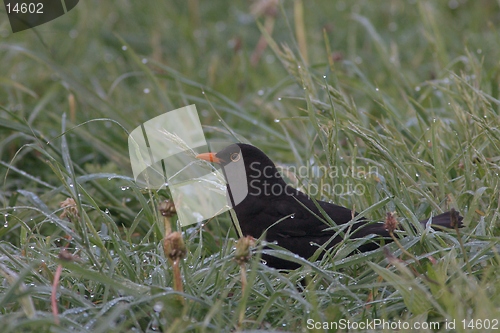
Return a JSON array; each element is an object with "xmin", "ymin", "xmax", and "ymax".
[{"xmin": 6, "ymin": 3, "xmax": 44, "ymax": 14}]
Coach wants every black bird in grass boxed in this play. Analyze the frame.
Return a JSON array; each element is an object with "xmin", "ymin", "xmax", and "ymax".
[{"xmin": 196, "ymin": 143, "xmax": 463, "ymax": 269}]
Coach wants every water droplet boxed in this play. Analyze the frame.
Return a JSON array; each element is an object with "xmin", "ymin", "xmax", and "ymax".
[
  {"xmin": 3, "ymin": 222, "xmax": 8, "ymax": 228},
  {"xmin": 104, "ymin": 209, "xmax": 110, "ymax": 214},
  {"xmin": 142, "ymin": 58, "xmax": 148, "ymax": 64},
  {"xmin": 415, "ymin": 86, "xmax": 421, "ymax": 92},
  {"xmin": 257, "ymin": 89, "xmax": 264, "ymax": 96},
  {"xmin": 143, "ymin": 88, "xmax": 150, "ymax": 94},
  {"xmin": 277, "ymin": 97, "xmax": 282, "ymax": 101},
  {"xmin": 121, "ymin": 45, "xmax": 127, "ymax": 51},
  {"xmin": 274, "ymin": 119, "xmax": 280, "ymax": 123},
  {"xmin": 477, "ymin": 49, "xmax": 482, "ymax": 54},
  {"xmin": 153, "ymin": 302, "xmax": 164, "ymax": 312},
  {"xmin": 375, "ymin": 87, "xmax": 379, "ymax": 92},
  {"xmin": 46, "ymin": 141, "xmax": 50, "ymax": 145},
  {"xmin": 120, "ymin": 186, "xmax": 129, "ymax": 191},
  {"xmin": 290, "ymin": 214, "xmax": 295, "ymax": 219},
  {"xmin": 323, "ymin": 75, "xmax": 327, "ymax": 79}
]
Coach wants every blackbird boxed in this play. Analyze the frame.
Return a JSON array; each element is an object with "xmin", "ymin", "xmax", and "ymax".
[{"xmin": 196, "ymin": 143, "xmax": 463, "ymax": 269}]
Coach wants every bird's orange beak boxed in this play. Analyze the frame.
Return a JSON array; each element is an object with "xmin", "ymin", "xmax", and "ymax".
[{"xmin": 196, "ymin": 152, "xmax": 222, "ymax": 164}]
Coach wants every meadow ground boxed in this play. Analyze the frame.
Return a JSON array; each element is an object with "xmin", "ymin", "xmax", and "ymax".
[{"xmin": 1, "ymin": 1, "xmax": 499, "ymax": 332}]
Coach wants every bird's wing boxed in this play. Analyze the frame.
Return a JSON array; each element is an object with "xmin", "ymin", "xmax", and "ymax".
[{"xmin": 267, "ymin": 187, "xmax": 357, "ymax": 238}]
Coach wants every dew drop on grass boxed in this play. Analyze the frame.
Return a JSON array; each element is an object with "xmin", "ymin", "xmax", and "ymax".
[
  {"xmin": 415, "ymin": 86, "xmax": 421, "ymax": 92},
  {"xmin": 142, "ymin": 58, "xmax": 148, "ymax": 64},
  {"xmin": 257, "ymin": 89, "xmax": 264, "ymax": 96},
  {"xmin": 323, "ymin": 75, "xmax": 327, "ymax": 79},
  {"xmin": 375, "ymin": 88, "xmax": 379, "ymax": 92},
  {"xmin": 274, "ymin": 119, "xmax": 280, "ymax": 123},
  {"xmin": 153, "ymin": 302, "xmax": 164, "ymax": 312},
  {"xmin": 121, "ymin": 45, "xmax": 127, "ymax": 51},
  {"xmin": 277, "ymin": 97, "xmax": 282, "ymax": 101},
  {"xmin": 143, "ymin": 88, "xmax": 150, "ymax": 94}
]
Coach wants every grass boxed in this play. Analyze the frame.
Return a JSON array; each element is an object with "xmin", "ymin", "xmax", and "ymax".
[{"xmin": 1, "ymin": 0, "xmax": 500, "ymax": 332}]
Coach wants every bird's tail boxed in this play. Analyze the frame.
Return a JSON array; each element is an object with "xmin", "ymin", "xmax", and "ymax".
[
  {"xmin": 355, "ymin": 209, "xmax": 463, "ymax": 240},
  {"xmin": 419, "ymin": 209, "xmax": 463, "ymax": 229},
  {"xmin": 354, "ymin": 209, "xmax": 464, "ymax": 253}
]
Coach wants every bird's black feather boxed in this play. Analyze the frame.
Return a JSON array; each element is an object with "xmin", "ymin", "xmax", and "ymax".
[{"xmin": 212, "ymin": 143, "xmax": 463, "ymax": 269}]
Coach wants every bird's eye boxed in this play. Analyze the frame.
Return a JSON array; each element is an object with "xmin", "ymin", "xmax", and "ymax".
[{"xmin": 230, "ymin": 152, "xmax": 241, "ymax": 162}]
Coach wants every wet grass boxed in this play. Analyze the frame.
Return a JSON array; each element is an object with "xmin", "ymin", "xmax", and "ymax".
[{"xmin": 1, "ymin": 1, "xmax": 500, "ymax": 332}]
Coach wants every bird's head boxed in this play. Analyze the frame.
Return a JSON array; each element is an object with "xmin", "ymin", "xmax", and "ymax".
[{"xmin": 196, "ymin": 143, "xmax": 287, "ymax": 197}]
